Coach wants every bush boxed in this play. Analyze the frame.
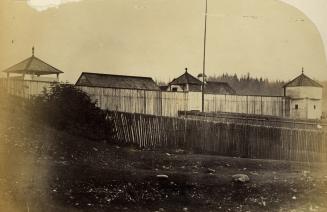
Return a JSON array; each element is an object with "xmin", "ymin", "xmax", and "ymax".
[{"xmin": 31, "ymin": 84, "xmax": 113, "ymax": 140}]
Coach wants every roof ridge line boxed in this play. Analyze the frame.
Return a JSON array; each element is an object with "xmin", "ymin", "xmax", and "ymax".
[
  {"xmin": 81, "ymin": 72, "xmax": 154, "ymax": 80},
  {"xmin": 25, "ymin": 56, "xmax": 34, "ymax": 71}
]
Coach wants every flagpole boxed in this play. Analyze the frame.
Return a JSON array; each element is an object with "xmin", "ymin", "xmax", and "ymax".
[{"xmin": 202, "ymin": 0, "xmax": 208, "ymax": 112}]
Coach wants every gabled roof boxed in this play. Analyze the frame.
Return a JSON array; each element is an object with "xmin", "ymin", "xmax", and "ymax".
[
  {"xmin": 3, "ymin": 55, "xmax": 63, "ymax": 75},
  {"xmin": 283, "ymin": 73, "xmax": 322, "ymax": 88},
  {"xmin": 169, "ymin": 71, "xmax": 202, "ymax": 85},
  {"xmin": 75, "ymin": 72, "xmax": 160, "ymax": 90}
]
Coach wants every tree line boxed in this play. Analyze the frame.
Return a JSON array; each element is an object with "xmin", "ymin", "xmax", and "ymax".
[
  {"xmin": 208, "ymin": 73, "xmax": 285, "ymax": 96},
  {"xmin": 157, "ymin": 73, "xmax": 285, "ymax": 96}
]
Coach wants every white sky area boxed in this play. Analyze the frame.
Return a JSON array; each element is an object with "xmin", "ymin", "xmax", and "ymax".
[
  {"xmin": 2, "ymin": 0, "xmax": 325, "ymax": 82},
  {"xmin": 281, "ymin": 0, "xmax": 327, "ymax": 61},
  {"xmin": 27, "ymin": 0, "xmax": 81, "ymax": 11},
  {"xmin": 26, "ymin": 0, "xmax": 327, "ymax": 64}
]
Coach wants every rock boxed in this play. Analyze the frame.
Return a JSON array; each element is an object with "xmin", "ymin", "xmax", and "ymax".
[
  {"xmin": 159, "ymin": 208, "xmax": 165, "ymax": 212},
  {"xmin": 232, "ymin": 174, "xmax": 250, "ymax": 183},
  {"xmin": 166, "ymin": 153, "xmax": 171, "ymax": 156},
  {"xmin": 175, "ymin": 149, "xmax": 184, "ymax": 153},
  {"xmin": 92, "ymin": 147, "xmax": 98, "ymax": 152},
  {"xmin": 250, "ymin": 171, "xmax": 259, "ymax": 176},
  {"xmin": 162, "ymin": 165, "xmax": 170, "ymax": 170},
  {"xmin": 183, "ymin": 207, "xmax": 188, "ymax": 211},
  {"xmin": 302, "ymin": 170, "xmax": 310, "ymax": 177},
  {"xmin": 207, "ymin": 168, "xmax": 216, "ymax": 173},
  {"xmin": 156, "ymin": 174, "xmax": 169, "ymax": 179}
]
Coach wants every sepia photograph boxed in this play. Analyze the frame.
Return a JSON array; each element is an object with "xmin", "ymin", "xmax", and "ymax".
[{"xmin": 1, "ymin": 0, "xmax": 327, "ymax": 211}]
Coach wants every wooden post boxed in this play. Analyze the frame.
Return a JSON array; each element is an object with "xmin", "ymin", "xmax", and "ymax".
[
  {"xmin": 261, "ymin": 96, "xmax": 263, "ymax": 115},
  {"xmin": 144, "ymin": 90, "xmax": 147, "ymax": 114},
  {"xmin": 246, "ymin": 96, "xmax": 249, "ymax": 114},
  {"xmin": 201, "ymin": 0, "xmax": 208, "ymax": 112}
]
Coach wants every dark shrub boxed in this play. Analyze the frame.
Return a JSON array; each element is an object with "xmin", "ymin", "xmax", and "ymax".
[{"xmin": 31, "ymin": 84, "xmax": 113, "ymax": 140}]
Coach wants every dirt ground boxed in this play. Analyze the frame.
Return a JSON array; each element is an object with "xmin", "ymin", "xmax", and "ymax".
[{"xmin": 1, "ymin": 109, "xmax": 327, "ymax": 212}]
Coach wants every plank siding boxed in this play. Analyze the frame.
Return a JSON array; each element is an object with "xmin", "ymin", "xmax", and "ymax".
[
  {"xmin": 0, "ymin": 79, "xmax": 290, "ymax": 118},
  {"xmin": 0, "ymin": 78, "xmax": 55, "ymax": 98},
  {"xmin": 77, "ymin": 85, "xmax": 289, "ymax": 117}
]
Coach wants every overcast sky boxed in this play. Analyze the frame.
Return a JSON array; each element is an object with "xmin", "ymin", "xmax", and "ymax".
[
  {"xmin": 281, "ymin": 0, "xmax": 327, "ymax": 59},
  {"xmin": 1, "ymin": 0, "xmax": 326, "ymax": 83}
]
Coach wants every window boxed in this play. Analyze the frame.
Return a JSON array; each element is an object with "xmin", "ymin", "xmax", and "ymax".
[
  {"xmin": 295, "ymin": 104, "xmax": 298, "ymax": 110},
  {"xmin": 314, "ymin": 105, "xmax": 316, "ymax": 110},
  {"xmin": 172, "ymin": 87, "xmax": 177, "ymax": 92}
]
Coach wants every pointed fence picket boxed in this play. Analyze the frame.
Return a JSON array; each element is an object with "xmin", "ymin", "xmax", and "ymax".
[{"xmin": 107, "ymin": 110, "xmax": 327, "ymax": 162}]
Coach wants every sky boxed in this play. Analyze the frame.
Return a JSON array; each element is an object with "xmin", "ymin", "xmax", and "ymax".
[{"xmin": 0, "ymin": 0, "xmax": 327, "ymax": 83}]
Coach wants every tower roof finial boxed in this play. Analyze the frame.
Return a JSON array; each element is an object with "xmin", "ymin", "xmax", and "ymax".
[
  {"xmin": 302, "ymin": 67, "xmax": 304, "ymax": 74},
  {"xmin": 185, "ymin": 67, "xmax": 188, "ymax": 73},
  {"xmin": 32, "ymin": 46, "xmax": 35, "ymax": 56}
]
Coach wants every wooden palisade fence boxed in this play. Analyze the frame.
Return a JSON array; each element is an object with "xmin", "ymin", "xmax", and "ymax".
[
  {"xmin": 0, "ymin": 78, "xmax": 56, "ymax": 99},
  {"xmin": 78, "ymin": 85, "xmax": 289, "ymax": 117},
  {"xmin": 0, "ymin": 79, "xmax": 290, "ymax": 118},
  {"xmin": 108, "ymin": 111, "xmax": 327, "ymax": 162}
]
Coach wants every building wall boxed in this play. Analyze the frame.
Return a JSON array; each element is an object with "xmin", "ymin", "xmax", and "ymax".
[
  {"xmin": 286, "ymin": 86, "xmax": 322, "ymax": 120},
  {"xmin": 290, "ymin": 98, "xmax": 322, "ymax": 119},
  {"xmin": 289, "ymin": 99, "xmax": 307, "ymax": 119},
  {"xmin": 307, "ymin": 99, "xmax": 322, "ymax": 119},
  {"xmin": 285, "ymin": 86, "xmax": 322, "ymax": 99}
]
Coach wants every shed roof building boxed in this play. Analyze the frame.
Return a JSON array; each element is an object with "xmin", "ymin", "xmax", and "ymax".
[{"xmin": 75, "ymin": 72, "xmax": 160, "ymax": 91}]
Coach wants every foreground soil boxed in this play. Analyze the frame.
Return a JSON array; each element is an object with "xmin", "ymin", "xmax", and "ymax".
[{"xmin": 1, "ymin": 109, "xmax": 327, "ymax": 212}]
